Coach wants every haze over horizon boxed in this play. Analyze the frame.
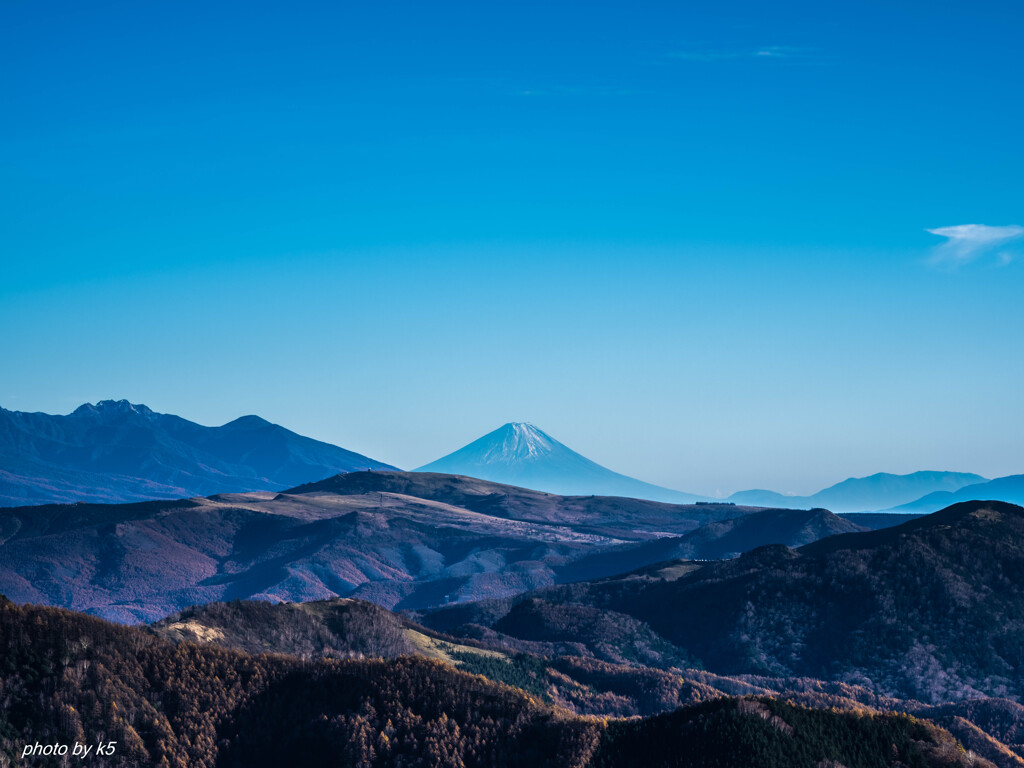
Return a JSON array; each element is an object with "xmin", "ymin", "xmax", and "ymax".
[
  {"xmin": 0, "ymin": 402, "xmax": 1008, "ymax": 500},
  {"xmin": 2, "ymin": 1, "xmax": 1022, "ymax": 496}
]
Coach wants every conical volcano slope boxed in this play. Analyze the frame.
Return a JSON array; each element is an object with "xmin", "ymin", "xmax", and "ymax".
[{"xmin": 416, "ymin": 422, "xmax": 701, "ymax": 503}]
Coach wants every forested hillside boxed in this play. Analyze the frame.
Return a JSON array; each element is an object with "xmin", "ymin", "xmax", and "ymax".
[
  {"xmin": 0, "ymin": 598, "xmax": 595, "ymax": 768},
  {"xmin": 0, "ymin": 597, "xmax": 996, "ymax": 768}
]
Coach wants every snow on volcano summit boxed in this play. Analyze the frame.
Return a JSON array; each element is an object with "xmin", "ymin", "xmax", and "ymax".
[{"xmin": 416, "ymin": 422, "xmax": 702, "ymax": 503}]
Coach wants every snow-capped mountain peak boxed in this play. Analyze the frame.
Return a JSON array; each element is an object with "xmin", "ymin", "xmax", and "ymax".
[
  {"xmin": 415, "ymin": 422, "xmax": 703, "ymax": 503},
  {"xmin": 479, "ymin": 422, "xmax": 555, "ymax": 464}
]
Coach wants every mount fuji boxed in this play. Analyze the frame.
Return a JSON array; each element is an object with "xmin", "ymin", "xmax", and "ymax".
[{"xmin": 415, "ymin": 422, "xmax": 704, "ymax": 503}]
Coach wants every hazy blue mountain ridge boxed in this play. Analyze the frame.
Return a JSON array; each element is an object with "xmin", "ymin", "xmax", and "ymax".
[
  {"xmin": 888, "ymin": 474, "xmax": 1024, "ymax": 514},
  {"xmin": 2, "ymin": 404, "xmax": 1014, "ymax": 514},
  {"xmin": 728, "ymin": 470, "xmax": 988, "ymax": 513},
  {"xmin": 0, "ymin": 400, "xmax": 396, "ymax": 506}
]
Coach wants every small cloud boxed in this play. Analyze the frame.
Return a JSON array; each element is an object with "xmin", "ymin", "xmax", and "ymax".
[
  {"xmin": 753, "ymin": 46, "xmax": 805, "ymax": 58},
  {"xmin": 515, "ymin": 84, "xmax": 635, "ymax": 98},
  {"xmin": 669, "ymin": 44, "xmax": 817, "ymax": 63},
  {"xmin": 926, "ymin": 224, "xmax": 1024, "ymax": 267}
]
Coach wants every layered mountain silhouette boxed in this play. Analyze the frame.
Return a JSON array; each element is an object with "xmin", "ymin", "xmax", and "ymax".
[
  {"xmin": 422, "ymin": 500, "xmax": 1024, "ymax": 705},
  {"xmin": 0, "ymin": 470, "xmax": 850, "ymax": 622},
  {"xmin": 3, "ymin": 403, "xmax": 1007, "ymax": 515},
  {"xmin": 728, "ymin": 470, "xmax": 987, "ymax": 513},
  {"xmin": 562, "ymin": 507, "xmax": 868, "ymax": 581},
  {"xmin": 0, "ymin": 400, "xmax": 396, "ymax": 506},
  {"xmin": 889, "ymin": 474, "xmax": 1024, "ymax": 514},
  {"xmin": 416, "ymin": 422, "xmax": 703, "ymax": 502}
]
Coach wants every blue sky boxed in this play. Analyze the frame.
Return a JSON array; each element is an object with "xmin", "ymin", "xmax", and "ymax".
[{"xmin": 2, "ymin": 0, "xmax": 1022, "ymax": 495}]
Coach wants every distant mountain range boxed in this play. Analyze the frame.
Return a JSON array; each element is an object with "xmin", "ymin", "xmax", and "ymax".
[
  {"xmin": 0, "ymin": 400, "xmax": 396, "ymax": 506},
  {"xmin": 1, "ymin": 403, "xmax": 1018, "ymax": 514},
  {"xmin": 727, "ymin": 471, "xmax": 988, "ymax": 513},
  {"xmin": 416, "ymin": 423, "xmax": 1011, "ymax": 513},
  {"xmin": 416, "ymin": 422, "xmax": 704, "ymax": 503},
  {"xmin": 888, "ymin": 474, "xmax": 1024, "ymax": 514},
  {"xmin": 4, "ymin": 403, "xmax": 1023, "ymax": 766}
]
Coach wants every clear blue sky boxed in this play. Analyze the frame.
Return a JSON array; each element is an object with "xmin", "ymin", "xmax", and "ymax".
[{"xmin": 2, "ymin": 0, "xmax": 1022, "ymax": 496}]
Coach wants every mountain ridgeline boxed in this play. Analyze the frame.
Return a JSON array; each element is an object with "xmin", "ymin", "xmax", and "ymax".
[
  {"xmin": 890, "ymin": 474, "xmax": 1024, "ymax": 514},
  {"xmin": 421, "ymin": 500, "xmax": 1024, "ymax": 705},
  {"xmin": 0, "ymin": 470, "xmax": 816, "ymax": 622},
  {"xmin": 4, "ymin": 483, "xmax": 1024, "ymax": 765},
  {"xmin": 415, "ymin": 423, "xmax": 1004, "ymax": 512},
  {"xmin": 552, "ymin": 506, "xmax": 867, "ymax": 582},
  {"xmin": 0, "ymin": 400, "xmax": 396, "ymax": 506},
  {"xmin": 1, "ymin": 403, "xmax": 1013, "ymax": 514},
  {"xmin": 728, "ymin": 471, "xmax": 989, "ymax": 513}
]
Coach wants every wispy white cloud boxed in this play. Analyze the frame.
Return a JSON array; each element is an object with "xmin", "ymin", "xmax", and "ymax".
[
  {"xmin": 516, "ymin": 84, "xmax": 635, "ymax": 98},
  {"xmin": 753, "ymin": 46, "xmax": 807, "ymax": 58},
  {"xmin": 669, "ymin": 44, "xmax": 817, "ymax": 63},
  {"xmin": 926, "ymin": 224, "xmax": 1024, "ymax": 267}
]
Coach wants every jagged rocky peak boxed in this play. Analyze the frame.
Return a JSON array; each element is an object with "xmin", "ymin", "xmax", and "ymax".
[{"xmin": 72, "ymin": 399, "xmax": 156, "ymax": 418}]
